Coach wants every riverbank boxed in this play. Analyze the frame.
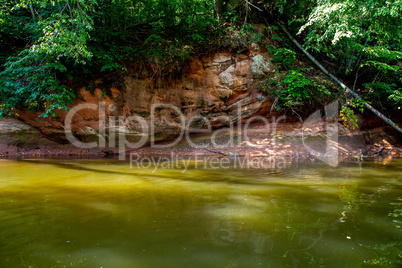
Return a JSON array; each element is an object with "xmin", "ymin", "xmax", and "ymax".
[{"xmin": 1, "ymin": 119, "xmax": 401, "ymax": 159}]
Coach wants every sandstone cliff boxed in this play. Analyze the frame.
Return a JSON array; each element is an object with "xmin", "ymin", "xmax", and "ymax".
[{"xmin": 15, "ymin": 47, "xmax": 276, "ymax": 146}]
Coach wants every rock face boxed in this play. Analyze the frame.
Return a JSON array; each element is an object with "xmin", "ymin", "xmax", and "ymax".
[
  {"xmin": 0, "ymin": 119, "xmax": 69, "ymax": 155},
  {"xmin": 16, "ymin": 49, "xmax": 277, "ymax": 147},
  {"xmin": 4, "ymin": 47, "xmax": 401, "ymax": 157}
]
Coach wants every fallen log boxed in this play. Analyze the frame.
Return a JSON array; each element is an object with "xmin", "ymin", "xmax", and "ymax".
[{"xmin": 204, "ymin": 148, "xmax": 242, "ymax": 157}]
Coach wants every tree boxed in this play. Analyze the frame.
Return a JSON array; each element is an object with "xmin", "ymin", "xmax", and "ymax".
[
  {"xmin": 0, "ymin": 0, "xmax": 94, "ymax": 117},
  {"xmin": 298, "ymin": 0, "xmax": 402, "ymax": 111},
  {"xmin": 0, "ymin": 0, "xmax": 219, "ymax": 117}
]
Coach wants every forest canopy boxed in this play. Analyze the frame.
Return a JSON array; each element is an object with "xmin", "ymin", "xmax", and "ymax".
[{"xmin": 0, "ymin": 0, "xmax": 401, "ymax": 119}]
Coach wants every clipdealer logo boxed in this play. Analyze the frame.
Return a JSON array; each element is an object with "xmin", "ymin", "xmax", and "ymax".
[
  {"xmin": 129, "ymin": 153, "xmax": 287, "ymax": 173},
  {"xmin": 64, "ymin": 101, "xmax": 339, "ymax": 168}
]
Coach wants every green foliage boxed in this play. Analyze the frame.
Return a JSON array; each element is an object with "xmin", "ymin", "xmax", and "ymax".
[
  {"xmin": 339, "ymin": 98, "xmax": 365, "ymax": 129},
  {"xmin": 263, "ymin": 0, "xmax": 313, "ymax": 31},
  {"xmin": 388, "ymin": 90, "xmax": 402, "ymax": 107},
  {"xmin": 340, "ymin": 106, "xmax": 358, "ymax": 130},
  {"xmin": 264, "ymin": 68, "xmax": 331, "ymax": 114},
  {"xmin": 298, "ymin": 0, "xmax": 402, "ymax": 111},
  {"xmin": 270, "ymin": 47, "xmax": 297, "ymax": 70},
  {"xmin": 143, "ymin": 34, "xmax": 192, "ymax": 69},
  {"xmin": 0, "ymin": 0, "xmax": 220, "ymax": 117},
  {"xmin": 1, "ymin": 0, "xmax": 401, "ymax": 119},
  {"xmin": 0, "ymin": 1, "xmax": 93, "ymax": 117}
]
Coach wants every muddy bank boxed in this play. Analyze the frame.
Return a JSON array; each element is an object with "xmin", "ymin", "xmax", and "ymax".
[{"xmin": 1, "ymin": 118, "xmax": 401, "ymax": 159}]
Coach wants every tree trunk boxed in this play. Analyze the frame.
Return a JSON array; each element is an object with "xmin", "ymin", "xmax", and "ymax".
[
  {"xmin": 29, "ymin": 2, "xmax": 35, "ymax": 19},
  {"xmin": 215, "ymin": 0, "xmax": 226, "ymax": 21}
]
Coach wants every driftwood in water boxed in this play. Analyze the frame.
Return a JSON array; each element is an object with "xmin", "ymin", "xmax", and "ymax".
[
  {"xmin": 375, "ymin": 146, "xmax": 384, "ymax": 156},
  {"xmin": 204, "ymin": 147, "xmax": 242, "ymax": 157}
]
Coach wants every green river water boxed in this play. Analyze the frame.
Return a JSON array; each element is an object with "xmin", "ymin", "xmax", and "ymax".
[{"xmin": 0, "ymin": 157, "xmax": 401, "ymax": 267}]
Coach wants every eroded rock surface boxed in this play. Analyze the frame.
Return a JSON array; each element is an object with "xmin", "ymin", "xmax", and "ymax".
[{"xmin": 16, "ymin": 50, "xmax": 276, "ymax": 145}]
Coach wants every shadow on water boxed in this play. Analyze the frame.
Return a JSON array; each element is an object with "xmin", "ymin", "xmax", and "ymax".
[
  {"xmin": 20, "ymin": 159, "xmax": 150, "ymax": 178},
  {"xmin": 0, "ymin": 158, "xmax": 401, "ymax": 267},
  {"xmin": 17, "ymin": 157, "xmax": 402, "ymax": 189},
  {"xmin": 17, "ymin": 158, "xmax": 295, "ymax": 187}
]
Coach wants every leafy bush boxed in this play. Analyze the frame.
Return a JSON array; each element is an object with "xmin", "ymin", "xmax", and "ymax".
[
  {"xmin": 264, "ymin": 68, "xmax": 331, "ymax": 114},
  {"xmin": 270, "ymin": 47, "xmax": 297, "ymax": 70},
  {"xmin": 0, "ymin": 7, "xmax": 92, "ymax": 117},
  {"xmin": 339, "ymin": 98, "xmax": 365, "ymax": 129}
]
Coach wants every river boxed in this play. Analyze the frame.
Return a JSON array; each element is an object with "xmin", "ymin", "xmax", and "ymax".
[{"xmin": 0, "ymin": 157, "xmax": 401, "ymax": 267}]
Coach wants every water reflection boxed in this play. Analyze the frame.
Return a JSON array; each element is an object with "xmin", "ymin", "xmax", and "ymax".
[{"xmin": 0, "ymin": 158, "xmax": 401, "ymax": 267}]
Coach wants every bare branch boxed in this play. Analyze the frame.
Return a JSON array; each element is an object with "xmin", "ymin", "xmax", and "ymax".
[{"xmin": 244, "ymin": 0, "xmax": 262, "ymax": 12}]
